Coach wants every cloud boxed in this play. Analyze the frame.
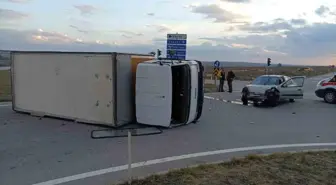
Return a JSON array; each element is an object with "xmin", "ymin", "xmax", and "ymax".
[
  {"xmin": 0, "ymin": 27, "xmax": 277, "ymax": 62},
  {"xmin": 189, "ymin": 4, "xmax": 245, "ymax": 23},
  {"xmin": 290, "ymin": 18, "xmax": 306, "ymax": 26},
  {"xmin": 238, "ymin": 18, "xmax": 293, "ymax": 33},
  {"xmin": 0, "ymin": 0, "xmax": 31, "ymax": 3},
  {"xmin": 0, "ymin": 8, "xmax": 29, "ymax": 21},
  {"xmin": 220, "ymin": 0, "xmax": 250, "ymax": 3},
  {"xmin": 315, "ymin": 5, "xmax": 330, "ymax": 17},
  {"xmin": 146, "ymin": 24, "xmax": 172, "ymax": 32},
  {"xmin": 202, "ymin": 21, "xmax": 336, "ymax": 61},
  {"xmin": 119, "ymin": 30, "xmax": 143, "ymax": 37},
  {"xmin": 69, "ymin": 25, "xmax": 89, "ymax": 34},
  {"xmin": 1, "ymin": 21, "xmax": 336, "ymax": 65},
  {"xmin": 73, "ymin": 5, "xmax": 97, "ymax": 15},
  {"xmin": 147, "ymin": 12, "xmax": 155, "ymax": 16}
]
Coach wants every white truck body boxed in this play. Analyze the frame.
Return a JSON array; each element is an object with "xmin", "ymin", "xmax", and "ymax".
[{"xmin": 10, "ymin": 51, "xmax": 154, "ymax": 127}]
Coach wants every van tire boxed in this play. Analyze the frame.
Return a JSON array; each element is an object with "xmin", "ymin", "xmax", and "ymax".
[
  {"xmin": 324, "ymin": 90, "xmax": 336, "ymax": 104},
  {"xmin": 289, "ymin": 99, "xmax": 295, "ymax": 103}
]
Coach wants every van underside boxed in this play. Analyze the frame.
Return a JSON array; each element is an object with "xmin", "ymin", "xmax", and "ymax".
[{"xmin": 171, "ymin": 65, "xmax": 191, "ymax": 124}]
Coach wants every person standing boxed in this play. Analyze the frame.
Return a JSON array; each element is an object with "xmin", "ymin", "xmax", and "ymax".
[
  {"xmin": 218, "ymin": 68, "xmax": 225, "ymax": 92},
  {"xmin": 227, "ymin": 70, "xmax": 236, "ymax": 93}
]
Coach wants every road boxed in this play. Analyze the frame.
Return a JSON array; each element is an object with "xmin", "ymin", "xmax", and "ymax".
[
  {"xmin": 0, "ymin": 66, "xmax": 10, "ymax": 71},
  {"xmin": 205, "ymin": 73, "xmax": 332, "ymax": 101},
  {"xmin": 0, "ymin": 73, "xmax": 336, "ymax": 185}
]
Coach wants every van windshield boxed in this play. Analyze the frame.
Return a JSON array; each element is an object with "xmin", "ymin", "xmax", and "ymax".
[{"xmin": 252, "ymin": 76, "xmax": 281, "ymax": 85}]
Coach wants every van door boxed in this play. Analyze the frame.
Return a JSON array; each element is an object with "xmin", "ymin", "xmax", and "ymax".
[{"xmin": 135, "ymin": 63, "xmax": 172, "ymax": 127}]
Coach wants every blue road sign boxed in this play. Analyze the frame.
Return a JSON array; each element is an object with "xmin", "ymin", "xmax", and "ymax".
[
  {"xmin": 214, "ymin": 60, "xmax": 220, "ymax": 68},
  {"xmin": 167, "ymin": 45, "xmax": 186, "ymax": 50},
  {"xmin": 166, "ymin": 34, "xmax": 187, "ymax": 60},
  {"xmin": 168, "ymin": 56, "xmax": 185, "ymax": 60},
  {"xmin": 167, "ymin": 40, "xmax": 187, "ymax": 45},
  {"xmin": 166, "ymin": 50, "xmax": 186, "ymax": 56}
]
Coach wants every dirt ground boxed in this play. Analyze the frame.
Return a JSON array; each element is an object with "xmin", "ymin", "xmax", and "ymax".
[
  {"xmin": 0, "ymin": 70, "xmax": 11, "ymax": 102},
  {"xmin": 118, "ymin": 151, "xmax": 336, "ymax": 185}
]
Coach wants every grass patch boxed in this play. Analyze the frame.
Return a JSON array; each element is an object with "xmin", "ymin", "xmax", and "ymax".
[
  {"xmin": 0, "ymin": 70, "xmax": 11, "ymax": 102},
  {"xmin": 205, "ymin": 66, "xmax": 335, "ymax": 81},
  {"xmin": 204, "ymin": 83, "xmax": 217, "ymax": 93},
  {"xmin": 118, "ymin": 151, "xmax": 336, "ymax": 185}
]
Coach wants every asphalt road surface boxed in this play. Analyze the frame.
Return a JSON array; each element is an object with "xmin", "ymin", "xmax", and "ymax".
[
  {"xmin": 0, "ymin": 66, "xmax": 10, "ymax": 71},
  {"xmin": 1, "ymin": 74, "xmax": 336, "ymax": 185}
]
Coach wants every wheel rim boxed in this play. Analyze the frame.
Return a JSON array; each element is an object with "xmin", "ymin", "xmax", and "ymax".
[{"xmin": 325, "ymin": 92, "xmax": 335, "ymax": 102}]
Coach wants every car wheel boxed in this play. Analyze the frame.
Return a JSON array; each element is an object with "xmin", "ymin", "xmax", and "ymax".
[
  {"xmin": 241, "ymin": 88, "xmax": 249, "ymax": 106},
  {"xmin": 241, "ymin": 95, "xmax": 248, "ymax": 105},
  {"xmin": 324, "ymin": 90, "xmax": 336, "ymax": 104},
  {"xmin": 289, "ymin": 99, "xmax": 295, "ymax": 103},
  {"xmin": 266, "ymin": 91, "xmax": 279, "ymax": 107},
  {"xmin": 253, "ymin": 101, "xmax": 259, "ymax": 106}
]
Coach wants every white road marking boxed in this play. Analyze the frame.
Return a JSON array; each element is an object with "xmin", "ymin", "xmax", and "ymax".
[
  {"xmin": 32, "ymin": 143, "xmax": 336, "ymax": 185},
  {"xmin": 204, "ymin": 96, "xmax": 251, "ymax": 106},
  {"xmin": 0, "ymin": 103, "xmax": 11, "ymax": 107}
]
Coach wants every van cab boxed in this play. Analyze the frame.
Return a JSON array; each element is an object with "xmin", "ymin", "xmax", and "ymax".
[{"xmin": 135, "ymin": 59, "xmax": 204, "ymax": 127}]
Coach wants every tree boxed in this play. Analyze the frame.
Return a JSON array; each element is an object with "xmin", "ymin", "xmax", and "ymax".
[{"xmin": 277, "ymin": 63, "xmax": 282, "ymax": 67}]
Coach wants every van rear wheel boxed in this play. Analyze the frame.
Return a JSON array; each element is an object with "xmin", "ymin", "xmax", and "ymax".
[{"xmin": 324, "ymin": 90, "xmax": 336, "ymax": 104}]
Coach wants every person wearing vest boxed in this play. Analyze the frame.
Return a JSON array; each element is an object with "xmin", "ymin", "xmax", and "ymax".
[
  {"xmin": 218, "ymin": 68, "xmax": 225, "ymax": 92},
  {"xmin": 227, "ymin": 70, "xmax": 236, "ymax": 93}
]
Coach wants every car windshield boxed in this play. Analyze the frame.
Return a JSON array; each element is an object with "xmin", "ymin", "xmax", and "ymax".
[{"xmin": 252, "ymin": 76, "xmax": 281, "ymax": 85}]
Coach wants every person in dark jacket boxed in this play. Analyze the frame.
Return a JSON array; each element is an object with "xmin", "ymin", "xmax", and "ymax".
[
  {"xmin": 227, "ymin": 70, "xmax": 236, "ymax": 93},
  {"xmin": 218, "ymin": 68, "xmax": 225, "ymax": 92}
]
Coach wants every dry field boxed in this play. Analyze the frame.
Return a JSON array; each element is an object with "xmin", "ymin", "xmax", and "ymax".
[
  {"xmin": 118, "ymin": 151, "xmax": 336, "ymax": 185},
  {"xmin": 204, "ymin": 66, "xmax": 335, "ymax": 81},
  {"xmin": 0, "ymin": 70, "xmax": 11, "ymax": 102}
]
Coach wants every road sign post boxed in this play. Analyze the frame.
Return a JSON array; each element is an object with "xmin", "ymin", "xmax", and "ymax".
[
  {"xmin": 213, "ymin": 61, "xmax": 220, "ymax": 88},
  {"xmin": 166, "ymin": 34, "xmax": 187, "ymax": 60},
  {"xmin": 128, "ymin": 130, "xmax": 132, "ymax": 184}
]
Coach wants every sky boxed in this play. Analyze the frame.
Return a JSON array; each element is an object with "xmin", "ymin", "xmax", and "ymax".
[{"xmin": 0, "ymin": 0, "xmax": 336, "ymax": 65}]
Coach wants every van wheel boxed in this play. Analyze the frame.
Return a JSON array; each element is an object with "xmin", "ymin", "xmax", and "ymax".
[
  {"xmin": 289, "ymin": 99, "xmax": 295, "ymax": 103},
  {"xmin": 324, "ymin": 90, "xmax": 336, "ymax": 104},
  {"xmin": 253, "ymin": 101, "xmax": 259, "ymax": 106}
]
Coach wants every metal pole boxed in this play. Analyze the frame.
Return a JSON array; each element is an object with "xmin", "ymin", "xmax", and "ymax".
[
  {"xmin": 266, "ymin": 67, "xmax": 268, "ymax": 75},
  {"xmin": 128, "ymin": 130, "xmax": 132, "ymax": 185}
]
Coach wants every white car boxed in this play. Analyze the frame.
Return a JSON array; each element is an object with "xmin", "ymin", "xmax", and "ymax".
[
  {"xmin": 241, "ymin": 75, "xmax": 305, "ymax": 106},
  {"xmin": 315, "ymin": 73, "xmax": 336, "ymax": 104}
]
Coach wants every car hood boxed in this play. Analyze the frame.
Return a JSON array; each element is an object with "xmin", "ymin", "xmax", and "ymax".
[{"xmin": 246, "ymin": 84, "xmax": 277, "ymax": 94}]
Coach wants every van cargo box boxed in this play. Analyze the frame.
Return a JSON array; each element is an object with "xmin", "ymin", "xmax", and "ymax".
[{"xmin": 10, "ymin": 51, "xmax": 154, "ymax": 127}]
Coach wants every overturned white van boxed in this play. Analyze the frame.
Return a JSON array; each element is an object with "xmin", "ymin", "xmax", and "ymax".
[{"xmin": 10, "ymin": 51, "xmax": 204, "ymax": 128}]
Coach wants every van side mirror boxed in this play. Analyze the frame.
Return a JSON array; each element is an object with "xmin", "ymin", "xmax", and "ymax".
[{"xmin": 281, "ymin": 84, "xmax": 287, "ymax": 88}]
